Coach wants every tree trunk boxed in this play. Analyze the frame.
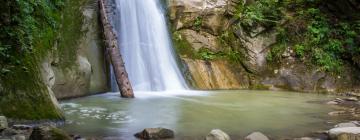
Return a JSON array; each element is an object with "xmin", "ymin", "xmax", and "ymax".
[{"xmin": 99, "ymin": 0, "xmax": 134, "ymax": 98}]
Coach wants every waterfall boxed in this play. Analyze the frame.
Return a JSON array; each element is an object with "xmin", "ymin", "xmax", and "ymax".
[{"xmin": 111, "ymin": 0, "xmax": 188, "ymax": 91}]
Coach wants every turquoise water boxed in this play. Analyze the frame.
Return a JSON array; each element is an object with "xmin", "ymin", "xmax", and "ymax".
[{"xmin": 60, "ymin": 90, "xmax": 340, "ymax": 139}]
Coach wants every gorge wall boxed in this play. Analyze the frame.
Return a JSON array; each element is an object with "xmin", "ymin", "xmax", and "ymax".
[
  {"xmin": 48, "ymin": 0, "xmax": 109, "ymax": 99},
  {"xmin": 168, "ymin": 0, "xmax": 360, "ymax": 93}
]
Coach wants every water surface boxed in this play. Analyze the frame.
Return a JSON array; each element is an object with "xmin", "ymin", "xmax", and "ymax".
[{"xmin": 60, "ymin": 90, "xmax": 342, "ymax": 139}]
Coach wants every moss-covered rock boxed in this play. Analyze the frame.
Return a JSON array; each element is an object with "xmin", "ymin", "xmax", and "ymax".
[
  {"xmin": 29, "ymin": 126, "xmax": 71, "ymax": 140},
  {"xmin": 50, "ymin": 0, "xmax": 109, "ymax": 99},
  {"xmin": 0, "ymin": 0, "xmax": 109, "ymax": 120}
]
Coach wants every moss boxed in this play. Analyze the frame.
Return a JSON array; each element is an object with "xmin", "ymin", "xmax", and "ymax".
[
  {"xmin": 250, "ymin": 84, "xmax": 270, "ymax": 90},
  {"xmin": 172, "ymin": 31, "xmax": 197, "ymax": 58},
  {"xmin": 50, "ymin": 127, "xmax": 72, "ymax": 140},
  {"xmin": 56, "ymin": 0, "xmax": 87, "ymax": 69},
  {"xmin": 0, "ymin": 0, "xmax": 85, "ymax": 120},
  {"xmin": 193, "ymin": 17, "xmax": 203, "ymax": 31},
  {"xmin": 0, "ymin": 54, "xmax": 63, "ymax": 120}
]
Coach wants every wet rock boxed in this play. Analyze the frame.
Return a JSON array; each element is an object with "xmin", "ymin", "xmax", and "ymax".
[
  {"xmin": 327, "ymin": 101, "xmax": 339, "ymax": 105},
  {"xmin": 11, "ymin": 125, "xmax": 32, "ymax": 130},
  {"xmin": 29, "ymin": 126, "xmax": 71, "ymax": 140},
  {"xmin": 245, "ymin": 132, "xmax": 269, "ymax": 140},
  {"xmin": 335, "ymin": 122, "xmax": 358, "ymax": 128},
  {"xmin": 329, "ymin": 127, "xmax": 360, "ymax": 139},
  {"xmin": 0, "ymin": 116, "xmax": 7, "ymax": 130},
  {"xmin": 69, "ymin": 134, "xmax": 83, "ymax": 140},
  {"xmin": 205, "ymin": 129, "xmax": 231, "ymax": 140},
  {"xmin": 182, "ymin": 58, "xmax": 247, "ymax": 89},
  {"xmin": 336, "ymin": 133, "xmax": 360, "ymax": 140},
  {"xmin": 345, "ymin": 97, "xmax": 359, "ymax": 102},
  {"xmin": 134, "ymin": 128, "xmax": 174, "ymax": 139}
]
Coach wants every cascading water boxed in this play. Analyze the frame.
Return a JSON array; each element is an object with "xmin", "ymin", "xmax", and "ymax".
[{"xmin": 111, "ymin": 0, "xmax": 188, "ymax": 91}]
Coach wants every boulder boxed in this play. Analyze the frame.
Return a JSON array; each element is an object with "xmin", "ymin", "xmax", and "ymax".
[
  {"xmin": 205, "ymin": 129, "xmax": 231, "ymax": 140},
  {"xmin": 29, "ymin": 126, "xmax": 71, "ymax": 140},
  {"xmin": 245, "ymin": 132, "xmax": 269, "ymax": 140},
  {"xmin": 345, "ymin": 97, "xmax": 358, "ymax": 102},
  {"xmin": 329, "ymin": 127, "xmax": 360, "ymax": 139},
  {"xmin": 327, "ymin": 101, "xmax": 339, "ymax": 105},
  {"xmin": 0, "ymin": 116, "xmax": 7, "ymax": 130},
  {"xmin": 335, "ymin": 123, "xmax": 358, "ymax": 128},
  {"xmin": 336, "ymin": 133, "xmax": 360, "ymax": 140},
  {"xmin": 134, "ymin": 128, "xmax": 174, "ymax": 139}
]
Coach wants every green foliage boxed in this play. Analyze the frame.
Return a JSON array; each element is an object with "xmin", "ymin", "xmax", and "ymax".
[
  {"xmin": 259, "ymin": 0, "xmax": 360, "ymax": 73},
  {"xmin": 173, "ymin": 30, "xmax": 245, "ymax": 63},
  {"xmin": 172, "ymin": 31, "xmax": 196, "ymax": 58},
  {"xmin": 313, "ymin": 48, "xmax": 343, "ymax": 72},
  {"xmin": 194, "ymin": 17, "xmax": 203, "ymax": 31},
  {"xmin": 0, "ymin": 0, "xmax": 64, "ymax": 77},
  {"xmin": 236, "ymin": 0, "xmax": 282, "ymax": 30},
  {"xmin": 197, "ymin": 48, "xmax": 218, "ymax": 60},
  {"xmin": 0, "ymin": 0, "xmax": 65, "ymax": 120},
  {"xmin": 294, "ymin": 44, "xmax": 305, "ymax": 57}
]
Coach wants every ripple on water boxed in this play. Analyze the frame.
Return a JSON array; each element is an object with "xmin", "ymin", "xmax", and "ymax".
[{"xmin": 61, "ymin": 103, "xmax": 81, "ymax": 108}]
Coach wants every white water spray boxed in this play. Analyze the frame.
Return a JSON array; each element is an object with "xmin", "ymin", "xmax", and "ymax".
[{"xmin": 112, "ymin": 0, "xmax": 187, "ymax": 91}]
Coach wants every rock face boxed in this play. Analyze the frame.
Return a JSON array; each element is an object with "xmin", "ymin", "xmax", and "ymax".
[
  {"xmin": 0, "ymin": 116, "xmax": 7, "ymax": 130},
  {"xmin": 0, "ymin": 0, "xmax": 107, "ymax": 120},
  {"xmin": 41, "ymin": 0, "xmax": 109, "ymax": 99},
  {"xmin": 29, "ymin": 126, "xmax": 71, "ymax": 140},
  {"xmin": 169, "ymin": 0, "xmax": 250, "ymax": 90},
  {"xmin": 245, "ymin": 132, "xmax": 269, "ymax": 140},
  {"xmin": 168, "ymin": 0, "xmax": 360, "ymax": 93},
  {"xmin": 183, "ymin": 59, "xmax": 249, "ymax": 89},
  {"xmin": 134, "ymin": 128, "xmax": 175, "ymax": 139},
  {"xmin": 205, "ymin": 129, "xmax": 231, "ymax": 140}
]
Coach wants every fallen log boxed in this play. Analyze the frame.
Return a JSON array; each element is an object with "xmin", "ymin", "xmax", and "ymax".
[{"xmin": 99, "ymin": 0, "xmax": 134, "ymax": 98}]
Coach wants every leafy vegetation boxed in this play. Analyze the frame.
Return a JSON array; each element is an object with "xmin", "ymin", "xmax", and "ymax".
[
  {"xmin": 235, "ymin": 0, "xmax": 282, "ymax": 31},
  {"xmin": 173, "ymin": 30, "xmax": 245, "ymax": 63},
  {"xmin": 0, "ymin": 0, "xmax": 65, "ymax": 120},
  {"xmin": 0, "ymin": 0, "xmax": 64, "ymax": 77},
  {"xmin": 236, "ymin": 0, "xmax": 360, "ymax": 73},
  {"xmin": 194, "ymin": 17, "xmax": 203, "ymax": 31}
]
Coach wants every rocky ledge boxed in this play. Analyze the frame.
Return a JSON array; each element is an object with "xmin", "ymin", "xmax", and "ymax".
[{"xmin": 0, "ymin": 116, "xmax": 78, "ymax": 140}]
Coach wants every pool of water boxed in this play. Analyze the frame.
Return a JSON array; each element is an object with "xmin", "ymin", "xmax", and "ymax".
[{"xmin": 60, "ymin": 90, "xmax": 341, "ymax": 139}]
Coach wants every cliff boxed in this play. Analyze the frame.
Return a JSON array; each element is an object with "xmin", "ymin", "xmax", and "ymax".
[
  {"xmin": 0, "ymin": 0, "xmax": 109, "ymax": 120},
  {"xmin": 168, "ymin": 0, "xmax": 360, "ymax": 93}
]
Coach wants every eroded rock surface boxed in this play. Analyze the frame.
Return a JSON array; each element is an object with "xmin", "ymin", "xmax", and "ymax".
[{"xmin": 168, "ymin": 0, "xmax": 360, "ymax": 93}]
